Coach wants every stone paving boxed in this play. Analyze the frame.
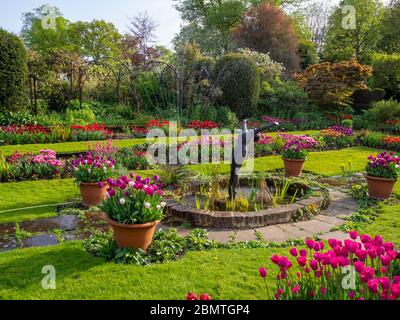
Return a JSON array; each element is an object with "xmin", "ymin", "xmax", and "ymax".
[
  {"xmin": 161, "ymin": 188, "xmax": 358, "ymax": 243},
  {"xmin": 0, "ymin": 188, "xmax": 358, "ymax": 251}
]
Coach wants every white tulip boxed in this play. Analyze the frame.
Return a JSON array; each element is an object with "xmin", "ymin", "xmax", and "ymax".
[
  {"xmin": 160, "ymin": 202, "xmax": 167, "ymax": 208},
  {"xmin": 119, "ymin": 198, "xmax": 126, "ymax": 205},
  {"xmin": 144, "ymin": 202, "xmax": 151, "ymax": 209}
]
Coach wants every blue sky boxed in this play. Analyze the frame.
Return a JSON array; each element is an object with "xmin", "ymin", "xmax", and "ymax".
[{"xmin": 0, "ymin": 0, "xmax": 182, "ymax": 47}]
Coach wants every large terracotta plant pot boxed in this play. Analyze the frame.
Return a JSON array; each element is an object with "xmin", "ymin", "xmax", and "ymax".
[
  {"xmin": 366, "ymin": 175, "xmax": 397, "ymax": 200},
  {"xmin": 80, "ymin": 182, "xmax": 108, "ymax": 207},
  {"xmin": 283, "ymin": 158, "xmax": 306, "ymax": 177},
  {"xmin": 106, "ymin": 217, "xmax": 160, "ymax": 250}
]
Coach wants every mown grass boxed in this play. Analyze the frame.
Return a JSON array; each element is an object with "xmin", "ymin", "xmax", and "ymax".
[
  {"xmin": 0, "ymin": 130, "xmax": 319, "ymax": 156},
  {"xmin": 0, "ymin": 179, "xmax": 79, "ymax": 223},
  {"xmin": 190, "ymin": 146, "xmax": 383, "ymax": 177},
  {"xmin": 361, "ymin": 204, "xmax": 400, "ymax": 245},
  {"xmin": 0, "ymin": 242, "xmax": 286, "ymax": 300}
]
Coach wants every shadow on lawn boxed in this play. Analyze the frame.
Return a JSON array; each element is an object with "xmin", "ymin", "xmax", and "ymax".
[{"xmin": 0, "ymin": 243, "xmax": 104, "ymax": 291}]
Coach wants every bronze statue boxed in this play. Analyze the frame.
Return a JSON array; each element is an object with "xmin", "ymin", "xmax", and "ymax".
[{"xmin": 228, "ymin": 120, "xmax": 279, "ymax": 200}]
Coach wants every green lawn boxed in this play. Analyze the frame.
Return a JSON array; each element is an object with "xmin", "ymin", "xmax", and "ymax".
[
  {"xmin": 361, "ymin": 204, "xmax": 400, "ymax": 245},
  {"xmin": 191, "ymin": 146, "xmax": 382, "ymax": 177},
  {"xmin": 0, "ymin": 242, "xmax": 285, "ymax": 300},
  {"xmin": 0, "ymin": 130, "xmax": 319, "ymax": 156},
  {"xmin": 0, "ymin": 179, "xmax": 79, "ymax": 223}
]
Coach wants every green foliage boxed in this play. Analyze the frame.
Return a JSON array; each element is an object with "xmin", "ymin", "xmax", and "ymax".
[
  {"xmin": 298, "ymin": 39, "xmax": 319, "ymax": 70},
  {"xmin": 83, "ymin": 228, "xmax": 218, "ymax": 265},
  {"xmin": 259, "ymin": 80, "xmax": 308, "ymax": 118},
  {"xmin": 0, "ymin": 111, "xmax": 35, "ymax": 125},
  {"xmin": 322, "ymin": 0, "xmax": 384, "ymax": 62},
  {"xmin": 214, "ymin": 53, "xmax": 260, "ymax": 118},
  {"xmin": 365, "ymin": 99, "xmax": 400, "ymax": 123},
  {"xmin": 66, "ymin": 106, "xmax": 96, "ymax": 125},
  {"xmin": 369, "ymin": 52, "xmax": 400, "ymax": 99},
  {"xmin": 0, "ymin": 29, "xmax": 28, "ymax": 111},
  {"xmin": 377, "ymin": 0, "xmax": 400, "ymax": 54},
  {"xmin": 359, "ymin": 130, "xmax": 386, "ymax": 148},
  {"xmin": 351, "ymin": 88, "xmax": 387, "ymax": 112}
]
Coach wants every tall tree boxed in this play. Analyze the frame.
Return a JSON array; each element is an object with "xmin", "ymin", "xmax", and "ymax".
[
  {"xmin": 121, "ymin": 12, "xmax": 162, "ymax": 113},
  {"xmin": 322, "ymin": 0, "xmax": 384, "ymax": 62},
  {"xmin": 378, "ymin": 0, "xmax": 400, "ymax": 53},
  {"xmin": 232, "ymin": 2, "xmax": 300, "ymax": 72}
]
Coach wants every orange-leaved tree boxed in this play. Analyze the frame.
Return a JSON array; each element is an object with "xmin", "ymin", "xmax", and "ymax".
[{"xmin": 294, "ymin": 60, "xmax": 373, "ymax": 112}]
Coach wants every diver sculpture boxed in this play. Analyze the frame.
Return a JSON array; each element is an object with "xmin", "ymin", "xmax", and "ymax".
[{"xmin": 228, "ymin": 120, "xmax": 279, "ymax": 200}]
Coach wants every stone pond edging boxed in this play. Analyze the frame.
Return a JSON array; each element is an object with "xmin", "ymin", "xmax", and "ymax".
[{"xmin": 165, "ymin": 194, "xmax": 330, "ymax": 229}]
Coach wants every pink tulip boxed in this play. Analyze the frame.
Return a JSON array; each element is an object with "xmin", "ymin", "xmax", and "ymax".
[
  {"xmin": 306, "ymin": 239, "xmax": 315, "ymax": 250},
  {"xmin": 299, "ymin": 249, "xmax": 307, "ymax": 257},
  {"xmin": 379, "ymin": 277, "xmax": 391, "ymax": 290},
  {"xmin": 354, "ymin": 261, "xmax": 365, "ymax": 273},
  {"xmin": 380, "ymin": 255, "xmax": 391, "ymax": 267},
  {"xmin": 393, "ymin": 276, "xmax": 400, "ymax": 284},
  {"xmin": 349, "ymin": 231, "xmax": 358, "ymax": 240},
  {"xmin": 259, "ymin": 268, "xmax": 267, "ymax": 278},
  {"xmin": 356, "ymin": 249, "xmax": 367, "ymax": 261},
  {"xmin": 290, "ymin": 248, "xmax": 298, "ymax": 257},
  {"xmin": 348, "ymin": 291, "xmax": 355, "ymax": 299},
  {"xmin": 384, "ymin": 242, "xmax": 394, "ymax": 251},
  {"xmin": 271, "ymin": 255, "xmax": 280, "ymax": 265},
  {"xmin": 360, "ymin": 234, "xmax": 372, "ymax": 244},
  {"xmin": 292, "ymin": 284, "xmax": 300, "ymax": 294},
  {"xmin": 367, "ymin": 248, "xmax": 377, "ymax": 259},
  {"xmin": 367, "ymin": 278, "xmax": 379, "ymax": 294},
  {"xmin": 304, "ymin": 267, "xmax": 311, "ymax": 274},
  {"xmin": 320, "ymin": 287, "xmax": 327, "ymax": 295},
  {"xmin": 328, "ymin": 239, "xmax": 337, "ymax": 248},
  {"xmin": 310, "ymin": 260, "xmax": 319, "ymax": 271},
  {"xmin": 373, "ymin": 235, "xmax": 383, "ymax": 247},
  {"xmin": 297, "ymin": 256, "xmax": 307, "ymax": 267}
]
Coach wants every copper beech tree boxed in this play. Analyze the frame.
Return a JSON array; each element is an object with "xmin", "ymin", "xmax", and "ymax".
[
  {"xmin": 232, "ymin": 2, "xmax": 300, "ymax": 72},
  {"xmin": 294, "ymin": 60, "xmax": 373, "ymax": 111}
]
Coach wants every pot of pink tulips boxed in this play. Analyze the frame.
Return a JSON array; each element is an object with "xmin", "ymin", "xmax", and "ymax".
[
  {"xmin": 72, "ymin": 143, "xmax": 117, "ymax": 207},
  {"xmin": 101, "ymin": 174, "xmax": 165, "ymax": 250},
  {"xmin": 366, "ymin": 151, "xmax": 400, "ymax": 200},
  {"xmin": 259, "ymin": 231, "xmax": 399, "ymax": 300},
  {"xmin": 281, "ymin": 136, "xmax": 317, "ymax": 177}
]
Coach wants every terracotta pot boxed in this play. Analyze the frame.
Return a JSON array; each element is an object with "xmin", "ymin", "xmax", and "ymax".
[
  {"xmin": 283, "ymin": 158, "xmax": 306, "ymax": 177},
  {"xmin": 106, "ymin": 217, "xmax": 160, "ymax": 250},
  {"xmin": 366, "ymin": 175, "xmax": 397, "ymax": 200},
  {"xmin": 80, "ymin": 181, "xmax": 108, "ymax": 207}
]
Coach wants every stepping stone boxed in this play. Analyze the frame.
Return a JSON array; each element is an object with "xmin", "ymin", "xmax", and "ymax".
[
  {"xmin": 254, "ymin": 225, "xmax": 292, "ymax": 242},
  {"xmin": 291, "ymin": 219, "xmax": 333, "ymax": 234},
  {"xmin": 314, "ymin": 215, "xmax": 344, "ymax": 226},
  {"xmin": 235, "ymin": 229, "xmax": 257, "ymax": 242},
  {"xmin": 275, "ymin": 224, "xmax": 312, "ymax": 239},
  {"xmin": 20, "ymin": 215, "xmax": 81, "ymax": 233},
  {"xmin": 319, "ymin": 231, "xmax": 349, "ymax": 242},
  {"xmin": 22, "ymin": 234, "xmax": 58, "ymax": 248}
]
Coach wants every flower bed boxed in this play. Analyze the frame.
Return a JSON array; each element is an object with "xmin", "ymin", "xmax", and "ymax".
[
  {"xmin": 1, "ymin": 149, "xmax": 65, "ymax": 181},
  {"xmin": 320, "ymin": 126, "xmax": 354, "ymax": 148},
  {"xmin": 260, "ymin": 232, "xmax": 400, "ymax": 300}
]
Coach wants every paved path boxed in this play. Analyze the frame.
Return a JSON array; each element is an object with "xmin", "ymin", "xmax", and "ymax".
[
  {"xmin": 161, "ymin": 188, "xmax": 358, "ymax": 243},
  {"xmin": 0, "ymin": 188, "xmax": 358, "ymax": 251}
]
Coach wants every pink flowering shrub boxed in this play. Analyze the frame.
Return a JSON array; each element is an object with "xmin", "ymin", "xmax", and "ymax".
[{"xmin": 260, "ymin": 232, "xmax": 400, "ymax": 300}]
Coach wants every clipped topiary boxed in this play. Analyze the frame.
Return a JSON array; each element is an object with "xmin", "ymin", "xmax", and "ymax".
[
  {"xmin": 0, "ymin": 29, "xmax": 28, "ymax": 111},
  {"xmin": 214, "ymin": 53, "xmax": 260, "ymax": 118},
  {"xmin": 351, "ymin": 88, "xmax": 386, "ymax": 112}
]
